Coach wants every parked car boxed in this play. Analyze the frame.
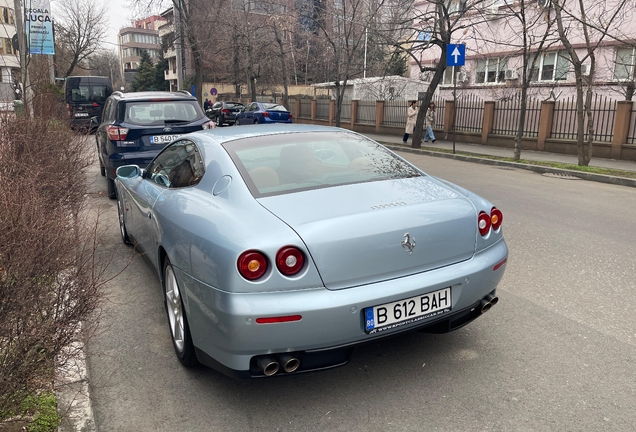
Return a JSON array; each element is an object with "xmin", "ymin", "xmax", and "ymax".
[
  {"xmin": 94, "ymin": 90, "xmax": 214, "ymax": 198},
  {"xmin": 206, "ymin": 101, "xmax": 244, "ymax": 126},
  {"xmin": 114, "ymin": 124, "xmax": 508, "ymax": 379},
  {"xmin": 235, "ymin": 102, "xmax": 292, "ymax": 125},
  {"xmin": 64, "ymin": 76, "xmax": 113, "ymax": 131}
]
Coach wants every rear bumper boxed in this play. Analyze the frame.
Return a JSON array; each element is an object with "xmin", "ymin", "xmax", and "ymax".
[{"xmin": 178, "ymin": 238, "xmax": 508, "ymax": 377}]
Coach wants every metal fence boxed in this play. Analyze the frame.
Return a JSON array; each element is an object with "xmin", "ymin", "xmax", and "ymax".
[
  {"xmin": 627, "ymin": 103, "xmax": 636, "ymax": 144},
  {"xmin": 383, "ymin": 100, "xmax": 407, "ymax": 127},
  {"xmin": 340, "ymin": 101, "xmax": 351, "ymax": 122},
  {"xmin": 552, "ymin": 95, "xmax": 616, "ymax": 142},
  {"xmin": 454, "ymin": 94, "xmax": 484, "ymax": 133},
  {"xmin": 492, "ymin": 97, "xmax": 541, "ymax": 137},
  {"xmin": 299, "ymin": 99, "xmax": 311, "ymax": 118},
  {"xmin": 357, "ymin": 100, "xmax": 376, "ymax": 124},
  {"xmin": 316, "ymin": 99, "xmax": 329, "ymax": 120}
]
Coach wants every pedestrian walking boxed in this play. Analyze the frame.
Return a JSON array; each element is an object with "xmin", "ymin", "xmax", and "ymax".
[
  {"xmin": 204, "ymin": 98, "xmax": 211, "ymax": 111},
  {"xmin": 424, "ymin": 102, "xmax": 436, "ymax": 143},
  {"xmin": 403, "ymin": 101, "xmax": 418, "ymax": 143}
]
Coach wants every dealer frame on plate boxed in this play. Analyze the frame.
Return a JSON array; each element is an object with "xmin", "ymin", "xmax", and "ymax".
[{"xmin": 364, "ymin": 287, "xmax": 452, "ymax": 334}]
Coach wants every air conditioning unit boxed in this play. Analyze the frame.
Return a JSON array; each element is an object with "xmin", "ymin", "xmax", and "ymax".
[
  {"xmin": 419, "ymin": 71, "xmax": 432, "ymax": 81},
  {"xmin": 537, "ymin": 0, "xmax": 551, "ymax": 7},
  {"xmin": 581, "ymin": 64, "xmax": 590, "ymax": 76},
  {"xmin": 486, "ymin": 6, "xmax": 500, "ymax": 15},
  {"xmin": 505, "ymin": 69, "xmax": 518, "ymax": 80}
]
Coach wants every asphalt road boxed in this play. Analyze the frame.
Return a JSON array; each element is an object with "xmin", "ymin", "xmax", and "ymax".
[{"xmin": 85, "ymin": 150, "xmax": 636, "ymax": 431}]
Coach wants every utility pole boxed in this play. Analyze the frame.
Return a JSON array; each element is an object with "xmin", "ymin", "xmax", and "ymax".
[{"xmin": 13, "ymin": 0, "xmax": 33, "ymax": 116}]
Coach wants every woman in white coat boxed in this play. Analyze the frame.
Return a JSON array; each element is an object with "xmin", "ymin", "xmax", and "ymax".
[{"xmin": 402, "ymin": 101, "xmax": 418, "ymax": 143}]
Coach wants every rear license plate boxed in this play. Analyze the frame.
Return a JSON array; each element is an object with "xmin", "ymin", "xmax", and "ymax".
[
  {"xmin": 150, "ymin": 135, "xmax": 181, "ymax": 144},
  {"xmin": 74, "ymin": 113, "xmax": 88, "ymax": 117},
  {"xmin": 364, "ymin": 287, "xmax": 451, "ymax": 333}
]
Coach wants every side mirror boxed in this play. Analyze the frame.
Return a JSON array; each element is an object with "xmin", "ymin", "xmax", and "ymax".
[
  {"xmin": 90, "ymin": 116, "xmax": 99, "ymax": 126},
  {"xmin": 116, "ymin": 165, "xmax": 142, "ymax": 179}
]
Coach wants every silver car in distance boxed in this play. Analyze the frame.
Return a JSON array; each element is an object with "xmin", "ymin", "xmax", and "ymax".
[{"xmin": 115, "ymin": 124, "xmax": 508, "ymax": 378}]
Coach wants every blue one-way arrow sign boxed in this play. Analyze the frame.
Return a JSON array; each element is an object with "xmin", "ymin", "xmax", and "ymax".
[{"xmin": 446, "ymin": 44, "xmax": 466, "ymax": 67}]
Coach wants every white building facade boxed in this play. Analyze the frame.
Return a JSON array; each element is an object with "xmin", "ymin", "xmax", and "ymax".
[{"xmin": 0, "ymin": 0, "xmax": 19, "ymax": 103}]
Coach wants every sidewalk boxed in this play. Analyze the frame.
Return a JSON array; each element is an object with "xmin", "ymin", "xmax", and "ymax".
[{"xmin": 365, "ymin": 132, "xmax": 636, "ymax": 173}]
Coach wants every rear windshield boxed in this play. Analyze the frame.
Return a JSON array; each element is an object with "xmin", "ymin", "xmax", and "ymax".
[
  {"xmin": 124, "ymin": 101, "xmax": 204, "ymax": 125},
  {"xmin": 262, "ymin": 103, "xmax": 287, "ymax": 111},
  {"xmin": 70, "ymin": 85, "xmax": 110, "ymax": 104},
  {"xmin": 224, "ymin": 131, "xmax": 421, "ymax": 197},
  {"xmin": 225, "ymin": 102, "xmax": 243, "ymax": 108}
]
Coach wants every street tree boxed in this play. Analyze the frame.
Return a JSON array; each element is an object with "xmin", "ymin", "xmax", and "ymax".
[
  {"xmin": 311, "ymin": 0, "xmax": 391, "ymax": 127},
  {"xmin": 496, "ymin": 1, "xmax": 558, "ymax": 160},
  {"xmin": 54, "ymin": 0, "xmax": 108, "ymax": 77},
  {"xmin": 382, "ymin": 0, "xmax": 493, "ymax": 147},
  {"xmin": 553, "ymin": 0, "xmax": 630, "ymax": 165}
]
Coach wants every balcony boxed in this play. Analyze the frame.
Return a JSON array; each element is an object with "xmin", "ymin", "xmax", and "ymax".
[
  {"xmin": 164, "ymin": 47, "xmax": 176, "ymax": 59},
  {"xmin": 157, "ymin": 22, "xmax": 174, "ymax": 38},
  {"xmin": 164, "ymin": 69, "xmax": 178, "ymax": 81}
]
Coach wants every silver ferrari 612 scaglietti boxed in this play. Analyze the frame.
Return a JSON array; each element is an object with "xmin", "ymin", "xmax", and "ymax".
[{"xmin": 115, "ymin": 124, "xmax": 508, "ymax": 378}]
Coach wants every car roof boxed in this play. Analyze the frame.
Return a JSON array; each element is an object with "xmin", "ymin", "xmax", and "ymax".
[
  {"xmin": 110, "ymin": 91, "xmax": 197, "ymax": 101},
  {"xmin": 195, "ymin": 124, "xmax": 353, "ymax": 145}
]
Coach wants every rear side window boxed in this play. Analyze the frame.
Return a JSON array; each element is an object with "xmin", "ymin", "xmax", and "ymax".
[
  {"xmin": 70, "ymin": 85, "xmax": 109, "ymax": 103},
  {"xmin": 123, "ymin": 101, "xmax": 203, "ymax": 125}
]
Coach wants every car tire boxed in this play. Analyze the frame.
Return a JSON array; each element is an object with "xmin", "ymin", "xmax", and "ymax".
[
  {"xmin": 107, "ymin": 177, "xmax": 116, "ymax": 199},
  {"xmin": 253, "ymin": 119, "xmax": 259, "ymax": 124},
  {"xmin": 100, "ymin": 164, "xmax": 106, "ymax": 177},
  {"xmin": 116, "ymin": 195, "xmax": 132, "ymax": 245},
  {"xmin": 163, "ymin": 259, "xmax": 198, "ymax": 367}
]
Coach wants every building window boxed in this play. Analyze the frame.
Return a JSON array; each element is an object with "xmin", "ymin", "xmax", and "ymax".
[
  {"xmin": 530, "ymin": 51, "xmax": 569, "ymax": 81},
  {"xmin": 614, "ymin": 47, "xmax": 634, "ymax": 81},
  {"xmin": 1, "ymin": 7, "xmax": 15, "ymax": 25},
  {"xmin": 443, "ymin": 66, "xmax": 459, "ymax": 85},
  {"xmin": 231, "ymin": 0, "xmax": 285, "ymax": 14},
  {"xmin": 1, "ymin": 38, "xmax": 14, "ymax": 55},
  {"xmin": 475, "ymin": 57, "xmax": 507, "ymax": 83},
  {"xmin": 446, "ymin": 0, "xmax": 466, "ymax": 14}
]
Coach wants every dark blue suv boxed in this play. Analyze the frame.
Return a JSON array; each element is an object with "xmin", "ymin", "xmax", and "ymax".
[{"xmin": 94, "ymin": 91, "xmax": 213, "ymax": 198}]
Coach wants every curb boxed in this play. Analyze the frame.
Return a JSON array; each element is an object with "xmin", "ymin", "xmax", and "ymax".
[
  {"xmin": 382, "ymin": 143, "xmax": 636, "ymax": 189},
  {"xmin": 55, "ymin": 336, "xmax": 96, "ymax": 431}
]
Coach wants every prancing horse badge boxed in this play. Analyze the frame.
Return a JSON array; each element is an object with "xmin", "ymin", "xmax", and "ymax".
[{"xmin": 401, "ymin": 233, "xmax": 416, "ymax": 254}]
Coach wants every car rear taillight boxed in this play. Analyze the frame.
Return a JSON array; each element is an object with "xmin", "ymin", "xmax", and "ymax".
[
  {"xmin": 490, "ymin": 207, "xmax": 503, "ymax": 231},
  {"xmin": 221, "ymin": 109, "xmax": 230, "ymax": 114},
  {"xmin": 238, "ymin": 250, "xmax": 268, "ymax": 280},
  {"xmin": 478, "ymin": 211, "xmax": 491, "ymax": 237},
  {"xmin": 262, "ymin": 112, "xmax": 270, "ymax": 117},
  {"xmin": 93, "ymin": 102, "xmax": 99, "ymax": 107},
  {"xmin": 276, "ymin": 247, "xmax": 304, "ymax": 276},
  {"xmin": 66, "ymin": 103, "xmax": 71, "ymax": 119},
  {"xmin": 106, "ymin": 125, "xmax": 129, "ymax": 141},
  {"xmin": 289, "ymin": 113, "xmax": 293, "ymax": 120}
]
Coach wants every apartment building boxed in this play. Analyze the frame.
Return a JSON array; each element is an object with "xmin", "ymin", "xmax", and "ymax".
[
  {"xmin": 0, "ymin": 0, "xmax": 18, "ymax": 103},
  {"xmin": 411, "ymin": 0, "xmax": 636, "ymax": 101},
  {"xmin": 118, "ymin": 15, "xmax": 166, "ymax": 88}
]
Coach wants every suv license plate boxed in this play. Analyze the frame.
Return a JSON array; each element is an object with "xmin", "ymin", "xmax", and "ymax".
[
  {"xmin": 150, "ymin": 135, "xmax": 181, "ymax": 144},
  {"xmin": 364, "ymin": 287, "xmax": 451, "ymax": 333},
  {"xmin": 74, "ymin": 113, "xmax": 88, "ymax": 117}
]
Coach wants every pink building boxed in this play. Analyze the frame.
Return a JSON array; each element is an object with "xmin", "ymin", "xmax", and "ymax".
[{"xmin": 409, "ymin": 0, "xmax": 636, "ymax": 102}]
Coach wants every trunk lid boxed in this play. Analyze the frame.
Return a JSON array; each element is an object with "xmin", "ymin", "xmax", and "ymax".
[{"xmin": 258, "ymin": 177, "xmax": 477, "ymax": 290}]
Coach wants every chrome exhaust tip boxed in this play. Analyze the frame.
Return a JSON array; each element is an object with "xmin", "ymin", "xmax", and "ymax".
[
  {"xmin": 257, "ymin": 356, "xmax": 280, "ymax": 376},
  {"xmin": 486, "ymin": 294, "xmax": 499, "ymax": 306},
  {"xmin": 278, "ymin": 354, "xmax": 300, "ymax": 373},
  {"xmin": 480, "ymin": 299, "xmax": 492, "ymax": 314}
]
